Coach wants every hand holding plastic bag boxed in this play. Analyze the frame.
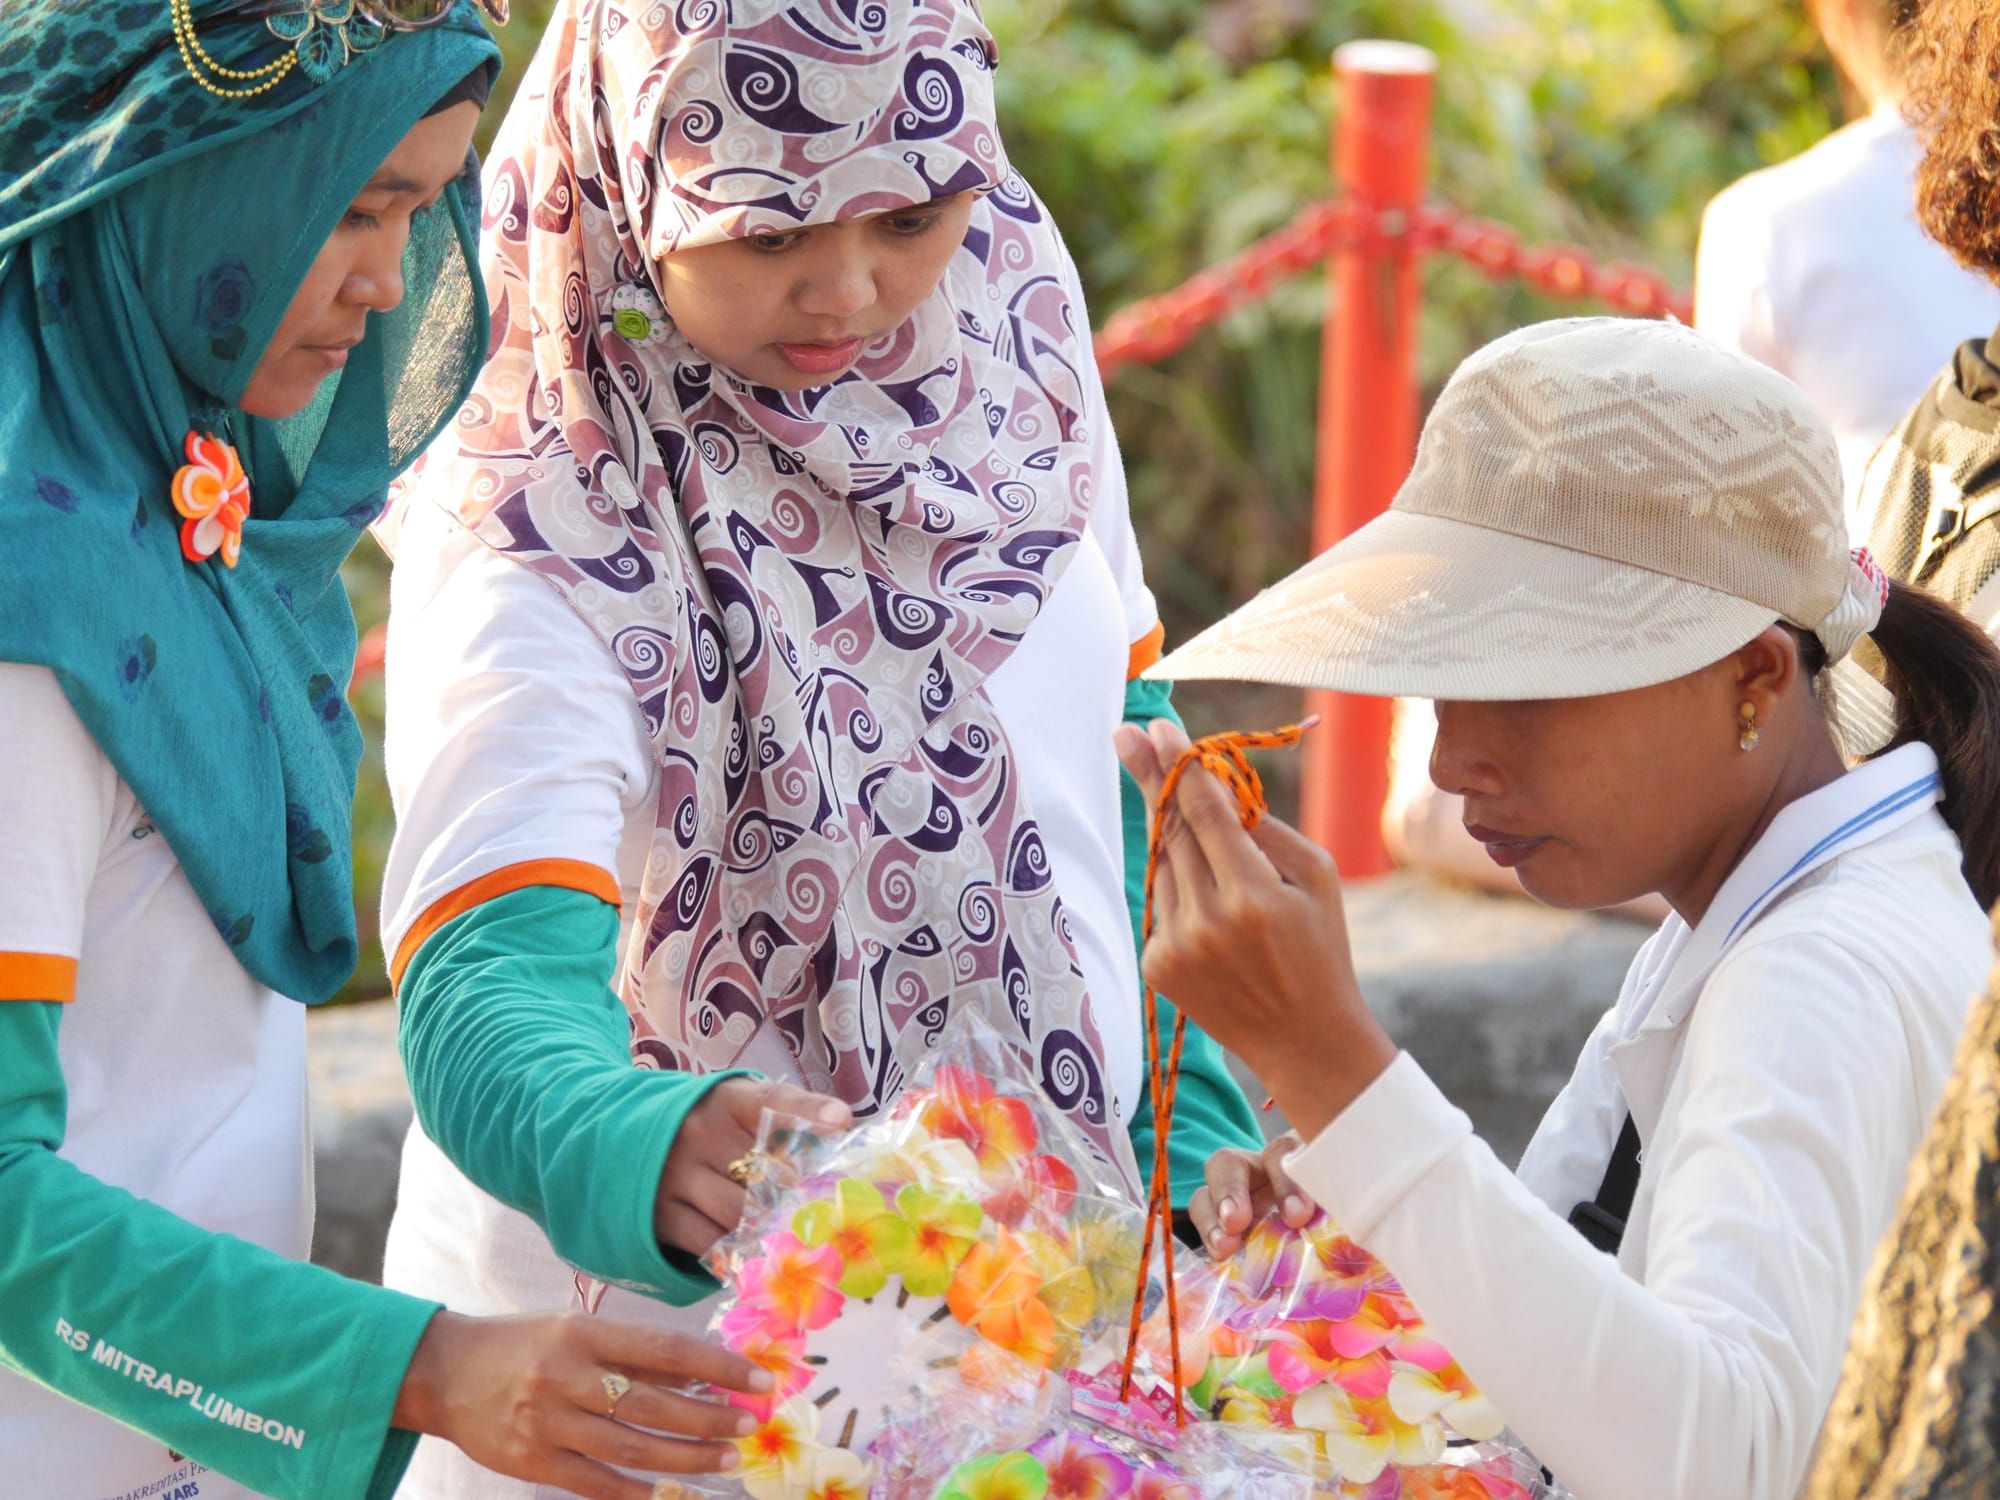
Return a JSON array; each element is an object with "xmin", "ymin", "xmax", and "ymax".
[{"xmin": 681, "ymin": 1013, "xmax": 1150, "ymax": 1495}]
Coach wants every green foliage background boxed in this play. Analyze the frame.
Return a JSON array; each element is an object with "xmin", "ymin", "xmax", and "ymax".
[{"xmin": 336, "ymin": 0, "xmax": 1845, "ymax": 998}]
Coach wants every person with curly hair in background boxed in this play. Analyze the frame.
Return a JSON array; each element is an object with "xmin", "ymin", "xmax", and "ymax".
[
  {"xmin": 1798, "ymin": 0, "xmax": 2000, "ymax": 1489},
  {"xmin": 1835, "ymin": 0, "xmax": 2000, "ymax": 749},
  {"xmin": 1696, "ymin": 0, "xmax": 2000, "ymax": 509}
]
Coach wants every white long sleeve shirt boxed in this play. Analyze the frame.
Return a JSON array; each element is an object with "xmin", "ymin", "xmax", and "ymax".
[{"xmin": 1286, "ymin": 744, "xmax": 1989, "ymax": 1500}]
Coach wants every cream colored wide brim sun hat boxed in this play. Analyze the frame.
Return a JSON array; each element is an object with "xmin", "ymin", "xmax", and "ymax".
[{"xmin": 1152, "ymin": 316, "xmax": 1887, "ymax": 701}]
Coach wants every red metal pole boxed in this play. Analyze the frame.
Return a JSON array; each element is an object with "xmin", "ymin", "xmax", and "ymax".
[{"xmin": 1298, "ymin": 41, "xmax": 1435, "ymax": 874}]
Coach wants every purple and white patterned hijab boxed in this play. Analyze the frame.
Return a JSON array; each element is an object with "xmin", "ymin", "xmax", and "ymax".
[{"xmin": 400, "ymin": 0, "xmax": 1136, "ymax": 1184}]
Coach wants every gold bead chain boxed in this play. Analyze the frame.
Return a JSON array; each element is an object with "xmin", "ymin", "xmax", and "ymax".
[{"xmin": 170, "ymin": 0, "xmax": 298, "ymax": 98}]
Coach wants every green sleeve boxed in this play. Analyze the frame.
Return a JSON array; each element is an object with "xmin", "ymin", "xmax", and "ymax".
[
  {"xmin": 398, "ymin": 883, "xmax": 747, "ymax": 1302},
  {"xmin": 1119, "ymin": 676, "xmax": 1266, "ymax": 1209},
  {"xmin": 0, "ymin": 1000, "xmax": 439, "ymax": 1500}
]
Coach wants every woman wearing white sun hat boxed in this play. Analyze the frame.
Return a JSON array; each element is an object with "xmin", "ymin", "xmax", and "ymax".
[{"xmin": 1114, "ymin": 316, "xmax": 2000, "ymax": 1500}]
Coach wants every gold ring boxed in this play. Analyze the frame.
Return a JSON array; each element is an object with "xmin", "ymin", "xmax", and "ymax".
[
  {"xmin": 602, "ymin": 1371, "xmax": 632, "ymax": 1419},
  {"xmin": 725, "ymin": 1153, "xmax": 758, "ymax": 1186}
]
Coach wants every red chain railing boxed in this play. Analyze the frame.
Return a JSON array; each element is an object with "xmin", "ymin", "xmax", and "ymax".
[
  {"xmin": 1094, "ymin": 199, "xmax": 1361, "ymax": 375},
  {"xmin": 1423, "ymin": 207, "xmax": 1691, "ymax": 322},
  {"xmin": 1094, "ymin": 198, "xmax": 1690, "ymax": 379}
]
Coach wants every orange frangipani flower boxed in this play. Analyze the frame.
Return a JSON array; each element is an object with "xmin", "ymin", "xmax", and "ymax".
[
  {"xmin": 1401, "ymin": 1459, "xmax": 1534, "ymax": 1500},
  {"xmin": 947, "ymin": 1225, "xmax": 1059, "ymax": 1365},
  {"xmin": 170, "ymin": 431, "xmax": 250, "ymax": 569},
  {"xmin": 919, "ymin": 1066, "xmax": 1040, "ymax": 1175}
]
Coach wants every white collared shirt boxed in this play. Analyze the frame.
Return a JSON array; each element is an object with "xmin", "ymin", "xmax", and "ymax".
[{"xmin": 1286, "ymin": 743, "xmax": 1990, "ymax": 1500}]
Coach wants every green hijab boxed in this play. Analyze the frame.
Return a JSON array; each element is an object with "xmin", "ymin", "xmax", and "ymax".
[{"xmin": 0, "ymin": 1, "xmax": 500, "ymax": 1003}]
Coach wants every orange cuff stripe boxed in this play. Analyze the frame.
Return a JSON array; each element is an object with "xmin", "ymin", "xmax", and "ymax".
[
  {"xmin": 1127, "ymin": 621, "xmax": 1166, "ymax": 681},
  {"xmin": 391, "ymin": 858, "xmax": 622, "ymax": 990},
  {"xmin": 0, "ymin": 952, "xmax": 78, "ymax": 1002}
]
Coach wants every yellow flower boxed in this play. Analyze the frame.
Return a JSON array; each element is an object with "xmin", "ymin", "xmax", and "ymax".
[
  {"xmin": 1023, "ymin": 1229, "xmax": 1097, "ymax": 1334},
  {"xmin": 1385, "ymin": 1356, "xmax": 1505, "ymax": 1443},
  {"xmin": 1291, "ymin": 1385, "xmax": 1393, "ymax": 1485},
  {"xmin": 895, "ymin": 1182, "xmax": 985, "ymax": 1296},
  {"xmin": 1068, "ymin": 1202, "xmax": 1143, "ymax": 1313},
  {"xmin": 936, "ymin": 1451, "xmax": 1051, "ymax": 1500},
  {"xmin": 793, "ymin": 1179, "xmax": 915, "ymax": 1300},
  {"xmin": 861, "ymin": 1121, "xmax": 985, "ymax": 1193}
]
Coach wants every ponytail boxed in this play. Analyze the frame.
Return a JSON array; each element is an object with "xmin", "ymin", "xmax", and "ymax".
[{"xmin": 1863, "ymin": 579, "xmax": 2000, "ymax": 907}]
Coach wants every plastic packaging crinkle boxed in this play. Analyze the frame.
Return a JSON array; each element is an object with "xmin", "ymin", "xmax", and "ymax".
[
  {"xmin": 667, "ymin": 1010, "xmax": 1546, "ymax": 1499},
  {"xmin": 868, "ymin": 1312, "xmax": 1320, "ymax": 1500},
  {"xmin": 1135, "ymin": 1209, "xmax": 1541, "ymax": 1499},
  {"xmin": 684, "ymin": 1012, "xmax": 1156, "ymax": 1497}
]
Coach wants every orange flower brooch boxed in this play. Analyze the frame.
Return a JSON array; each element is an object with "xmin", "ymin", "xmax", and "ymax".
[{"xmin": 171, "ymin": 431, "xmax": 250, "ymax": 569}]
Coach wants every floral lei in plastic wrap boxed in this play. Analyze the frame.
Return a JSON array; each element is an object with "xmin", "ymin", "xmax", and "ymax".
[
  {"xmin": 1133, "ymin": 1213, "xmax": 1526, "ymax": 1500},
  {"xmin": 694, "ymin": 1015, "xmax": 1152, "ymax": 1498},
  {"xmin": 678, "ymin": 1008, "xmax": 1546, "ymax": 1500}
]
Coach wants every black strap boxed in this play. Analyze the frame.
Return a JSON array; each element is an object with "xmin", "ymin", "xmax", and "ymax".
[
  {"xmin": 1920, "ymin": 486, "xmax": 2000, "ymax": 577},
  {"xmin": 1567, "ymin": 1113, "xmax": 1641, "ymax": 1254}
]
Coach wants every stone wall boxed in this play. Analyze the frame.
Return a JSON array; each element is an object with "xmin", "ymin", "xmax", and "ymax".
[{"xmin": 307, "ymin": 1000, "xmax": 411, "ymax": 1284}]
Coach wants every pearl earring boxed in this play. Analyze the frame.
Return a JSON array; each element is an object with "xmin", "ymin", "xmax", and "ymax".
[{"xmin": 1738, "ymin": 700, "xmax": 1759, "ymax": 752}]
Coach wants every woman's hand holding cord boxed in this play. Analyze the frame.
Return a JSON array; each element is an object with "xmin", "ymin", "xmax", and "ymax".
[{"xmin": 1110, "ymin": 716, "xmax": 1397, "ymax": 1214}]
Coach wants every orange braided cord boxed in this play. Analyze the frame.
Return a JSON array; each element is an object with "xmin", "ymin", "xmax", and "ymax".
[{"xmin": 1118, "ymin": 721, "xmax": 1315, "ymax": 1419}]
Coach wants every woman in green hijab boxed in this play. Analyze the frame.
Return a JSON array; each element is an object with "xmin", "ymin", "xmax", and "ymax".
[{"xmin": 0, "ymin": 5, "xmax": 769, "ymax": 1498}]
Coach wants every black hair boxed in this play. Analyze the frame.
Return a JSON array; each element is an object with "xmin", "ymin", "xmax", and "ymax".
[
  {"xmin": 1815, "ymin": 581, "xmax": 2000, "ymax": 907},
  {"xmin": 424, "ymin": 61, "xmax": 493, "ymax": 118}
]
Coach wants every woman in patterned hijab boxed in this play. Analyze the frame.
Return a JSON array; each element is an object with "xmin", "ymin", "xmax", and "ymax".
[{"xmin": 373, "ymin": 0, "xmax": 1258, "ymax": 1491}]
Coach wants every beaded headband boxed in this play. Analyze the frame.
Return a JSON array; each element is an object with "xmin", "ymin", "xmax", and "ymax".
[{"xmin": 165, "ymin": 0, "xmax": 508, "ymax": 100}]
